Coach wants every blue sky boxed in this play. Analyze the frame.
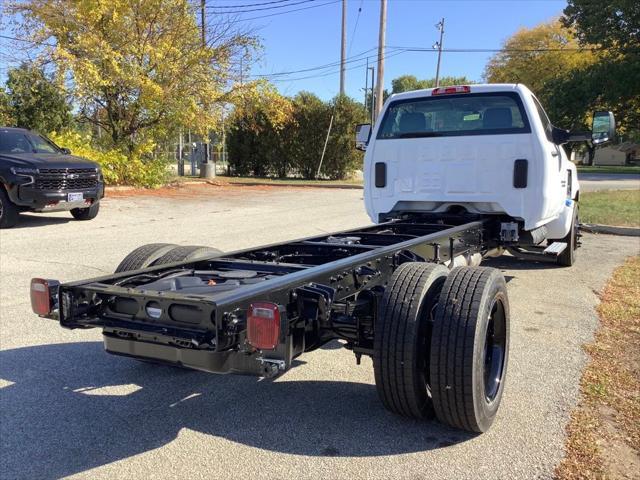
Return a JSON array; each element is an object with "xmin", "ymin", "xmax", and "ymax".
[
  {"xmin": 239, "ymin": 0, "xmax": 567, "ymax": 99},
  {"xmin": 1, "ymin": 0, "xmax": 568, "ymax": 101}
]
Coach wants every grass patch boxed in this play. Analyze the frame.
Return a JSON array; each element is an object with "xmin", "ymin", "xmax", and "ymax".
[
  {"xmin": 555, "ymin": 256, "xmax": 640, "ymax": 479},
  {"xmin": 580, "ymin": 190, "xmax": 640, "ymax": 227},
  {"xmin": 578, "ymin": 165, "xmax": 640, "ymax": 175}
]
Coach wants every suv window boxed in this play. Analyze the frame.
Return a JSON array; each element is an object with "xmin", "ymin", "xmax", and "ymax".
[
  {"xmin": 0, "ymin": 130, "xmax": 60, "ymax": 154},
  {"xmin": 376, "ymin": 92, "xmax": 531, "ymax": 139},
  {"xmin": 27, "ymin": 133, "xmax": 59, "ymax": 153},
  {"xmin": 531, "ymin": 95, "xmax": 554, "ymax": 142}
]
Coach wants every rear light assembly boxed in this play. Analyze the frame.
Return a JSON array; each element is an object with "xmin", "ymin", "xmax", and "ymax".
[
  {"xmin": 30, "ymin": 278, "xmax": 59, "ymax": 316},
  {"xmin": 247, "ymin": 302, "xmax": 281, "ymax": 350},
  {"xmin": 432, "ymin": 85, "xmax": 471, "ymax": 95}
]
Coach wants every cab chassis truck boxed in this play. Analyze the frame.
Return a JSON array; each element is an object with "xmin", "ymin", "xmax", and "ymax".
[{"xmin": 30, "ymin": 84, "xmax": 615, "ymax": 433}]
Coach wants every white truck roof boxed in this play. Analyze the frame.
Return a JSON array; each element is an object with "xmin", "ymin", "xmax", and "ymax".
[{"xmin": 387, "ymin": 83, "xmax": 532, "ymax": 102}]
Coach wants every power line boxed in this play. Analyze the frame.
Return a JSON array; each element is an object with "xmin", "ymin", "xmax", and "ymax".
[
  {"xmin": 251, "ymin": 47, "xmax": 379, "ymax": 78},
  {"xmin": 208, "ymin": 0, "xmax": 295, "ymax": 8},
  {"xmin": 346, "ymin": 0, "xmax": 364, "ymax": 58},
  {"xmin": 391, "ymin": 45, "xmax": 603, "ymax": 53},
  {"xmin": 249, "ymin": 44, "xmax": 601, "ymax": 80},
  {"xmin": 270, "ymin": 48, "xmax": 406, "ymax": 82},
  {"xmin": 0, "ymin": 34, "xmax": 55, "ymax": 47},
  {"xmin": 207, "ymin": 0, "xmax": 316, "ymax": 14},
  {"xmin": 222, "ymin": 0, "xmax": 338, "ymax": 22}
]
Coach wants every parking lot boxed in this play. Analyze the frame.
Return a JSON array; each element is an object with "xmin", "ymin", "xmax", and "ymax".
[{"xmin": 1, "ymin": 185, "xmax": 638, "ymax": 479}]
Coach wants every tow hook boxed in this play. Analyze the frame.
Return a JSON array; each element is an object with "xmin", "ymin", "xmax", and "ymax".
[{"xmin": 257, "ymin": 357, "xmax": 286, "ymax": 377}]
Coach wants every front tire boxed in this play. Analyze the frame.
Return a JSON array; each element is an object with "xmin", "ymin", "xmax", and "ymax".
[
  {"xmin": 0, "ymin": 187, "xmax": 19, "ymax": 229},
  {"xmin": 430, "ymin": 266, "xmax": 510, "ymax": 433},
  {"xmin": 557, "ymin": 204, "xmax": 578, "ymax": 267},
  {"xmin": 71, "ymin": 201, "xmax": 100, "ymax": 221},
  {"xmin": 373, "ymin": 262, "xmax": 449, "ymax": 419}
]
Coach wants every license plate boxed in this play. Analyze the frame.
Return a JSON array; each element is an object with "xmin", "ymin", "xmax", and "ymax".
[{"xmin": 67, "ymin": 192, "xmax": 83, "ymax": 202}]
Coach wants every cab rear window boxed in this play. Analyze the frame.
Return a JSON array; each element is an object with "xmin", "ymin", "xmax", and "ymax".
[{"xmin": 376, "ymin": 92, "xmax": 531, "ymax": 139}]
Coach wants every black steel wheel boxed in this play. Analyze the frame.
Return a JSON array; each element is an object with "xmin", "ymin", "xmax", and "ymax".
[
  {"xmin": 70, "ymin": 201, "xmax": 100, "ymax": 221},
  {"xmin": 152, "ymin": 245, "xmax": 222, "ymax": 265},
  {"xmin": 115, "ymin": 243, "xmax": 177, "ymax": 273},
  {"xmin": 557, "ymin": 204, "xmax": 579, "ymax": 267},
  {"xmin": 0, "ymin": 187, "xmax": 19, "ymax": 229},
  {"xmin": 430, "ymin": 266, "xmax": 510, "ymax": 433},
  {"xmin": 373, "ymin": 262, "xmax": 449, "ymax": 419}
]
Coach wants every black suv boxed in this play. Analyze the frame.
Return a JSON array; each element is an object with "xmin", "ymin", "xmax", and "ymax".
[{"xmin": 0, "ymin": 127, "xmax": 104, "ymax": 228}]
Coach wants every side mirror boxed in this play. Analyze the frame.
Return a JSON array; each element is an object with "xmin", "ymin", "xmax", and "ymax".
[
  {"xmin": 355, "ymin": 123, "xmax": 372, "ymax": 151},
  {"xmin": 60, "ymin": 147, "xmax": 71, "ymax": 155},
  {"xmin": 591, "ymin": 111, "xmax": 615, "ymax": 145}
]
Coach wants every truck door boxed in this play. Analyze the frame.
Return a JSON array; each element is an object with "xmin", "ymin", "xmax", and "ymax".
[{"xmin": 531, "ymin": 95, "xmax": 566, "ymax": 216}]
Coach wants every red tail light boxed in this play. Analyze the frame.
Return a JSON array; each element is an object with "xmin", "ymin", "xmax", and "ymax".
[
  {"xmin": 432, "ymin": 85, "xmax": 471, "ymax": 95},
  {"xmin": 247, "ymin": 302, "xmax": 281, "ymax": 350},
  {"xmin": 30, "ymin": 278, "xmax": 54, "ymax": 316}
]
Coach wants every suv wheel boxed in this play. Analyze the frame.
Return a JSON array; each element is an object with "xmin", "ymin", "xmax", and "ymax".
[
  {"xmin": 71, "ymin": 201, "xmax": 100, "ymax": 221},
  {"xmin": 0, "ymin": 187, "xmax": 19, "ymax": 229}
]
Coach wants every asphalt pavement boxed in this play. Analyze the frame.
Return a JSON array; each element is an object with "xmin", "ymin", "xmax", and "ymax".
[
  {"xmin": 578, "ymin": 172, "xmax": 640, "ymax": 192},
  {"xmin": 1, "ymin": 186, "xmax": 638, "ymax": 479}
]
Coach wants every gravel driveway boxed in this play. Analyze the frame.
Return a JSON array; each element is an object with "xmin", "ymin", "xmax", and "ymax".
[{"xmin": 1, "ymin": 185, "xmax": 638, "ymax": 479}]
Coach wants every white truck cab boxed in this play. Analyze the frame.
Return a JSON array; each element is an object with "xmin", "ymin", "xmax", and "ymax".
[{"xmin": 356, "ymin": 83, "xmax": 615, "ymax": 266}]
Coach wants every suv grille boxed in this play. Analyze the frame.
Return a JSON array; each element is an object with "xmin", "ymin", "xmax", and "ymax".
[{"xmin": 34, "ymin": 168, "xmax": 98, "ymax": 191}]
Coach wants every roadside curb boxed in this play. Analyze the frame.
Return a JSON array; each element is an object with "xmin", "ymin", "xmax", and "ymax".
[
  {"xmin": 581, "ymin": 223, "xmax": 640, "ymax": 237},
  {"xmin": 105, "ymin": 185, "xmax": 136, "ymax": 192},
  {"xmin": 168, "ymin": 179, "xmax": 364, "ymax": 190},
  {"xmin": 104, "ymin": 181, "xmax": 365, "ymax": 194}
]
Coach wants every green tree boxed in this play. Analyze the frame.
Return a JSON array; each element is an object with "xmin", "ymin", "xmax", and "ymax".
[
  {"xmin": 288, "ymin": 92, "xmax": 332, "ymax": 179},
  {"xmin": 562, "ymin": 0, "xmax": 639, "ymax": 54},
  {"xmin": 227, "ymin": 82, "xmax": 293, "ymax": 177},
  {"xmin": 561, "ymin": 0, "xmax": 640, "ymax": 140},
  {"xmin": 322, "ymin": 94, "xmax": 367, "ymax": 180},
  {"xmin": 12, "ymin": 0, "xmax": 256, "ymax": 155},
  {"xmin": 4, "ymin": 63, "xmax": 72, "ymax": 132},
  {"xmin": 0, "ymin": 87, "xmax": 14, "ymax": 126}
]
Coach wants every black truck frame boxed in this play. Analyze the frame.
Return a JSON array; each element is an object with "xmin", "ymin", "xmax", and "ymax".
[{"xmin": 33, "ymin": 213, "xmax": 511, "ymax": 433}]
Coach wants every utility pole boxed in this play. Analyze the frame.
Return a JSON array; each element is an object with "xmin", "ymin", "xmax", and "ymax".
[
  {"xmin": 369, "ymin": 66, "xmax": 375, "ymax": 125},
  {"xmin": 364, "ymin": 58, "xmax": 369, "ymax": 110},
  {"xmin": 200, "ymin": 0, "xmax": 215, "ymax": 177},
  {"xmin": 201, "ymin": 0, "xmax": 206, "ymax": 48},
  {"xmin": 434, "ymin": 18, "xmax": 444, "ymax": 87},
  {"xmin": 374, "ymin": 0, "xmax": 387, "ymax": 120},
  {"xmin": 340, "ymin": 0, "xmax": 347, "ymax": 96}
]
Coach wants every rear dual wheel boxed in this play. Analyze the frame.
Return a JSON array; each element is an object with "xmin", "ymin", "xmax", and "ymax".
[
  {"xmin": 115, "ymin": 243, "xmax": 222, "ymax": 273},
  {"xmin": 374, "ymin": 263, "xmax": 509, "ymax": 433}
]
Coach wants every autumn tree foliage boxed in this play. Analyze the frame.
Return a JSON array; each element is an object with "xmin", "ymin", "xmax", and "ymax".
[
  {"xmin": 484, "ymin": 20, "xmax": 596, "ymax": 99},
  {"xmin": 11, "ymin": 0, "xmax": 256, "ymax": 154}
]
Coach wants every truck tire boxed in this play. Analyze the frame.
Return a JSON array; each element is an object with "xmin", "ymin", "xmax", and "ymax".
[
  {"xmin": 557, "ymin": 204, "xmax": 578, "ymax": 267},
  {"xmin": 70, "ymin": 201, "xmax": 100, "ymax": 221},
  {"xmin": 115, "ymin": 243, "xmax": 177, "ymax": 273},
  {"xmin": 430, "ymin": 266, "xmax": 509, "ymax": 433},
  {"xmin": 152, "ymin": 245, "xmax": 222, "ymax": 265},
  {"xmin": 373, "ymin": 262, "xmax": 449, "ymax": 419},
  {"xmin": 0, "ymin": 187, "xmax": 19, "ymax": 229}
]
